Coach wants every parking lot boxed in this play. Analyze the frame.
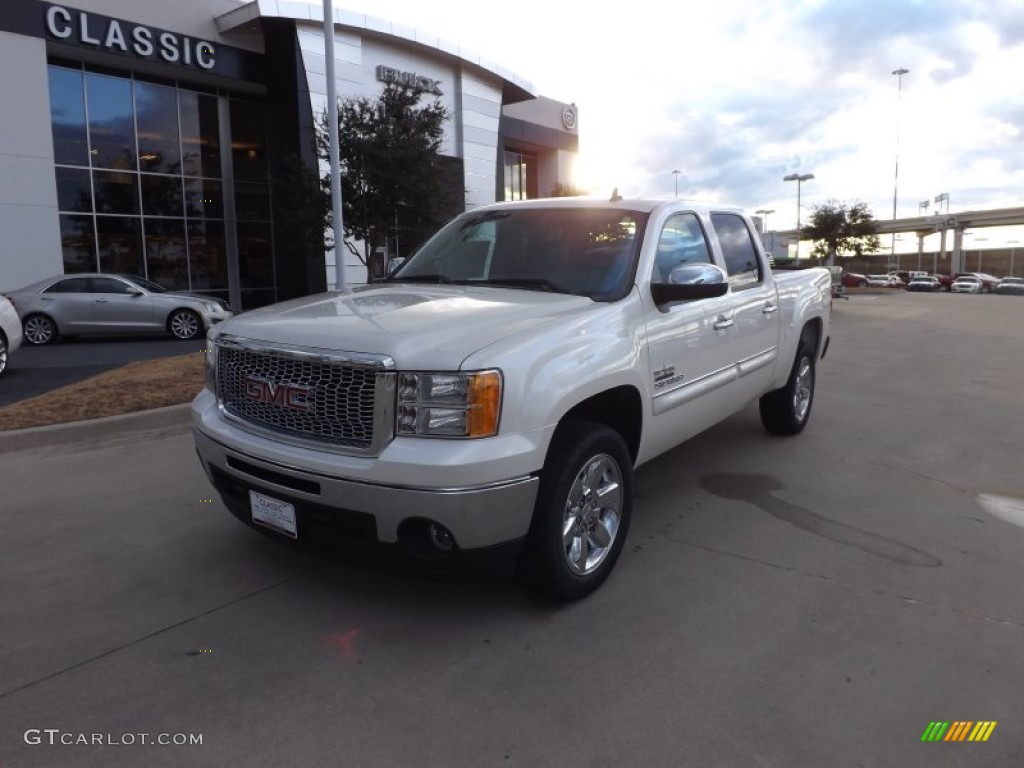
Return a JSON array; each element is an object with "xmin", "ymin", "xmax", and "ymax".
[{"xmin": 1, "ymin": 292, "xmax": 1022, "ymax": 767}]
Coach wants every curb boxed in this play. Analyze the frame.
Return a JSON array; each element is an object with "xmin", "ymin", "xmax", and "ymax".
[{"xmin": 0, "ymin": 402, "xmax": 192, "ymax": 453}]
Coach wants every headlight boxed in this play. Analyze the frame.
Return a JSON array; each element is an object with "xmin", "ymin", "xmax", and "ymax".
[
  {"xmin": 396, "ymin": 370, "xmax": 502, "ymax": 438},
  {"xmin": 203, "ymin": 301, "xmax": 222, "ymax": 314},
  {"xmin": 204, "ymin": 334, "xmax": 218, "ymax": 392}
]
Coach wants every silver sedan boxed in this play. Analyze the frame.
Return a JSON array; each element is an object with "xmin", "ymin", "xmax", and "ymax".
[{"xmin": 4, "ymin": 274, "xmax": 232, "ymax": 345}]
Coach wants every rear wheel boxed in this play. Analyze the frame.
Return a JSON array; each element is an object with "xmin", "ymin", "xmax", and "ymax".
[
  {"xmin": 518, "ymin": 422, "xmax": 633, "ymax": 601},
  {"xmin": 0, "ymin": 332, "xmax": 7, "ymax": 377},
  {"xmin": 760, "ymin": 341, "xmax": 816, "ymax": 435},
  {"xmin": 23, "ymin": 314, "xmax": 57, "ymax": 345},
  {"xmin": 857, "ymin": 279, "xmax": 868, "ymax": 288},
  {"xmin": 168, "ymin": 309, "xmax": 201, "ymax": 340}
]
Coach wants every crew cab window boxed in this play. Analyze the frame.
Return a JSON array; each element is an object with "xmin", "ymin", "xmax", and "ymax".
[
  {"xmin": 90, "ymin": 277, "xmax": 135, "ymax": 294},
  {"xmin": 652, "ymin": 213, "xmax": 712, "ymax": 284},
  {"xmin": 711, "ymin": 213, "xmax": 762, "ymax": 289},
  {"xmin": 43, "ymin": 278, "xmax": 91, "ymax": 293}
]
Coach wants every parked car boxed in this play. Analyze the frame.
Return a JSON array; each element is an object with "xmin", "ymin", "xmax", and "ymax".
[
  {"xmin": 954, "ymin": 272, "xmax": 999, "ymax": 293},
  {"xmin": 5, "ymin": 273, "xmax": 232, "ymax": 345},
  {"xmin": 950, "ymin": 275, "xmax": 983, "ymax": 294},
  {"xmin": 905, "ymin": 276, "xmax": 943, "ymax": 292},
  {"xmin": 867, "ymin": 274, "xmax": 904, "ymax": 287},
  {"xmin": 842, "ymin": 271, "xmax": 869, "ymax": 288},
  {"xmin": 995, "ymin": 276, "xmax": 1024, "ymax": 295},
  {"xmin": 0, "ymin": 294, "xmax": 23, "ymax": 379}
]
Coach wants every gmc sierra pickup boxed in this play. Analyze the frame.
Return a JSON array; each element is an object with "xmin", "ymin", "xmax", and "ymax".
[{"xmin": 192, "ymin": 196, "xmax": 832, "ymax": 600}]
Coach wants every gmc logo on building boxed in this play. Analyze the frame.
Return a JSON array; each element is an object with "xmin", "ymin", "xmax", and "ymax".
[{"xmin": 243, "ymin": 377, "xmax": 311, "ymax": 411}]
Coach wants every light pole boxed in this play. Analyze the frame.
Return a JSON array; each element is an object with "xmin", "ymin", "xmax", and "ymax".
[
  {"xmin": 755, "ymin": 208, "xmax": 775, "ymax": 233},
  {"xmin": 672, "ymin": 169, "xmax": 681, "ymax": 198},
  {"xmin": 783, "ymin": 173, "xmax": 814, "ymax": 258},
  {"xmin": 890, "ymin": 67, "xmax": 909, "ymax": 271},
  {"xmin": 1009, "ymin": 240, "xmax": 1020, "ymax": 276}
]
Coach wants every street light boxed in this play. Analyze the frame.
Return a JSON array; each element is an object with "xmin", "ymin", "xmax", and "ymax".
[
  {"xmin": 755, "ymin": 208, "xmax": 775, "ymax": 233},
  {"xmin": 783, "ymin": 173, "xmax": 814, "ymax": 257},
  {"xmin": 672, "ymin": 169, "xmax": 681, "ymax": 198},
  {"xmin": 890, "ymin": 67, "xmax": 909, "ymax": 270},
  {"xmin": 1009, "ymin": 240, "xmax": 1020, "ymax": 276},
  {"xmin": 973, "ymin": 236, "xmax": 988, "ymax": 272}
]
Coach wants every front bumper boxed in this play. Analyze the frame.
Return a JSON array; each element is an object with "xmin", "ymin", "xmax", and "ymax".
[{"xmin": 192, "ymin": 390, "xmax": 544, "ymax": 552}]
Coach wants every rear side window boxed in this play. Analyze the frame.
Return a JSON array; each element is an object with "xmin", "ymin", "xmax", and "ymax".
[
  {"xmin": 711, "ymin": 213, "xmax": 762, "ymax": 289},
  {"xmin": 43, "ymin": 278, "xmax": 91, "ymax": 293}
]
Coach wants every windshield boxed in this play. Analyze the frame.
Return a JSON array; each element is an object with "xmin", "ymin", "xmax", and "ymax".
[{"xmin": 390, "ymin": 207, "xmax": 648, "ymax": 301}]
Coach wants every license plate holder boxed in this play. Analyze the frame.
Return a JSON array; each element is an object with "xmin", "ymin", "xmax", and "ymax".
[{"xmin": 249, "ymin": 491, "xmax": 298, "ymax": 539}]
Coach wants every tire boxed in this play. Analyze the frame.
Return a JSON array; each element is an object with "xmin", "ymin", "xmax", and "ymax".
[
  {"xmin": 168, "ymin": 309, "xmax": 201, "ymax": 340},
  {"xmin": 0, "ymin": 332, "xmax": 7, "ymax": 377},
  {"xmin": 23, "ymin": 314, "xmax": 57, "ymax": 345},
  {"xmin": 760, "ymin": 340, "xmax": 816, "ymax": 436},
  {"xmin": 857, "ymin": 279, "xmax": 868, "ymax": 288},
  {"xmin": 518, "ymin": 421, "xmax": 633, "ymax": 601}
]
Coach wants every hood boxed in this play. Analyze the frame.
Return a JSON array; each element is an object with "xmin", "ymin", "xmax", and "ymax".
[{"xmin": 215, "ymin": 284, "xmax": 594, "ymax": 369}]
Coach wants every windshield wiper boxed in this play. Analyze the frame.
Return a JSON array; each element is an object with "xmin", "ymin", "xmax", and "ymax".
[
  {"xmin": 386, "ymin": 273, "xmax": 453, "ymax": 284},
  {"xmin": 477, "ymin": 278, "xmax": 572, "ymax": 294}
]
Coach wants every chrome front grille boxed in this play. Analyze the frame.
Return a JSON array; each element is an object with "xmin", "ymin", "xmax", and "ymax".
[{"xmin": 215, "ymin": 336, "xmax": 395, "ymax": 454}]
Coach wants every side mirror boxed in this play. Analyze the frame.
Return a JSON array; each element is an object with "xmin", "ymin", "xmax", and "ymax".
[
  {"xmin": 128, "ymin": 290, "xmax": 144, "ymax": 297},
  {"xmin": 386, "ymin": 257, "xmax": 407, "ymax": 276},
  {"xmin": 651, "ymin": 263, "xmax": 729, "ymax": 305}
]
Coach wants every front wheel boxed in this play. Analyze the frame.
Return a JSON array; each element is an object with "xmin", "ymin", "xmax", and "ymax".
[
  {"xmin": 760, "ymin": 341, "xmax": 816, "ymax": 435},
  {"xmin": 168, "ymin": 309, "xmax": 201, "ymax": 340},
  {"xmin": 0, "ymin": 332, "xmax": 7, "ymax": 377},
  {"xmin": 518, "ymin": 422, "xmax": 633, "ymax": 601}
]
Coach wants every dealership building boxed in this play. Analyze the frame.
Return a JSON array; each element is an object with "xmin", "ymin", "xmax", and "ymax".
[{"xmin": 0, "ymin": 0, "xmax": 579, "ymax": 309}]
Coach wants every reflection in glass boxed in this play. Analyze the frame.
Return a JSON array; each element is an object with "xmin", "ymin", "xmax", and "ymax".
[
  {"xmin": 96, "ymin": 216, "xmax": 144, "ymax": 275},
  {"xmin": 234, "ymin": 182, "xmax": 270, "ymax": 221},
  {"xmin": 93, "ymin": 171, "xmax": 140, "ymax": 215},
  {"xmin": 86, "ymin": 73, "xmax": 136, "ymax": 170},
  {"xmin": 55, "ymin": 167, "xmax": 93, "ymax": 212},
  {"xmin": 230, "ymin": 99, "xmax": 268, "ymax": 183},
  {"xmin": 180, "ymin": 91, "xmax": 221, "ymax": 178},
  {"xmin": 237, "ymin": 221, "xmax": 274, "ymax": 290},
  {"xmin": 49, "ymin": 66, "xmax": 88, "ymax": 166},
  {"xmin": 135, "ymin": 81, "xmax": 181, "ymax": 174},
  {"xmin": 59, "ymin": 214, "xmax": 96, "ymax": 272},
  {"xmin": 188, "ymin": 219, "xmax": 228, "ymax": 291},
  {"xmin": 141, "ymin": 174, "xmax": 183, "ymax": 217},
  {"xmin": 144, "ymin": 218, "xmax": 189, "ymax": 290},
  {"xmin": 240, "ymin": 289, "xmax": 277, "ymax": 309},
  {"xmin": 185, "ymin": 178, "xmax": 223, "ymax": 218}
]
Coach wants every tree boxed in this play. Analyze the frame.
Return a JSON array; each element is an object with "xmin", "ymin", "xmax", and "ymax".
[
  {"xmin": 802, "ymin": 200, "xmax": 882, "ymax": 263},
  {"xmin": 316, "ymin": 84, "xmax": 462, "ymax": 274}
]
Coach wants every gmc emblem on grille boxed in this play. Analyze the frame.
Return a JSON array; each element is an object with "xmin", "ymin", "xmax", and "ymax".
[{"xmin": 243, "ymin": 376, "xmax": 312, "ymax": 411}]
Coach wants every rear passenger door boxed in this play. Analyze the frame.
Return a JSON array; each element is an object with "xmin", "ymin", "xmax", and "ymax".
[{"xmin": 709, "ymin": 212, "xmax": 779, "ymax": 401}]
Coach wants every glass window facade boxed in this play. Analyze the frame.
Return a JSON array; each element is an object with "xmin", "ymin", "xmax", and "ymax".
[
  {"xmin": 47, "ymin": 63, "xmax": 276, "ymax": 308},
  {"xmin": 504, "ymin": 149, "xmax": 537, "ymax": 201}
]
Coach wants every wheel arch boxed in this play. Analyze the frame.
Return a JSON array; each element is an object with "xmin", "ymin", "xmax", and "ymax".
[
  {"xmin": 800, "ymin": 317, "xmax": 823, "ymax": 359},
  {"xmin": 556, "ymin": 385, "xmax": 643, "ymax": 465}
]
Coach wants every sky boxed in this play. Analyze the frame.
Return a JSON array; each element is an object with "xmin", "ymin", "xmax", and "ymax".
[{"xmin": 332, "ymin": 0, "xmax": 1023, "ymax": 242}]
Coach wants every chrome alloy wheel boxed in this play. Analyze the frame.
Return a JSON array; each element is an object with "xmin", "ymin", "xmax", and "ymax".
[
  {"xmin": 793, "ymin": 356, "xmax": 813, "ymax": 423},
  {"xmin": 24, "ymin": 316, "xmax": 54, "ymax": 345},
  {"xmin": 0, "ymin": 337, "xmax": 6, "ymax": 375},
  {"xmin": 562, "ymin": 453, "xmax": 623, "ymax": 575},
  {"xmin": 170, "ymin": 310, "xmax": 199, "ymax": 339}
]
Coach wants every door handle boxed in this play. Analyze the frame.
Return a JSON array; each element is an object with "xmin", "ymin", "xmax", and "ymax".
[
  {"xmin": 95, "ymin": 298, "xmax": 109, "ymax": 303},
  {"xmin": 763, "ymin": 303, "xmax": 778, "ymax": 315},
  {"xmin": 713, "ymin": 315, "xmax": 734, "ymax": 330}
]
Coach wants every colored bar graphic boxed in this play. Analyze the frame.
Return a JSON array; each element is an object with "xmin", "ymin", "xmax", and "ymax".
[{"xmin": 921, "ymin": 721, "xmax": 996, "ymax": 742}]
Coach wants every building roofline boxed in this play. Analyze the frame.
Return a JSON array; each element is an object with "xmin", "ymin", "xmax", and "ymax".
[{"xmin": 216, "ymin": 1, "xmax": 536, "ymax": 99}]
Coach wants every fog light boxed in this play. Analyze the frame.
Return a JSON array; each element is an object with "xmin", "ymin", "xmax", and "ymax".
[{"xmin": 428, "ymin": 523, "xmax": 455, "ymax": 551}]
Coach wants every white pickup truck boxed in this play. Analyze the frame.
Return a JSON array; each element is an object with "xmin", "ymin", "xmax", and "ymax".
[{"xmin": 192, "ymin": 197, "xmax": 832, "ymax": 600}]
